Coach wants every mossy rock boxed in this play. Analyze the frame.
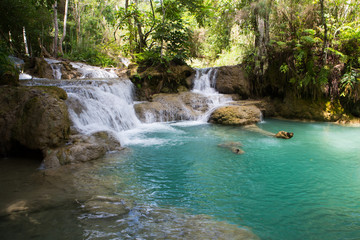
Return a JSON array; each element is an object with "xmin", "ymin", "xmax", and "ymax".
[
  {"xmin": 129, "ymin": 62, "xmax": 195, "ymax": 100},
  {"xmin": 0, "ymin": 86, "xmax": 70, "ymax": 156},
  {"xmin": 209, "ymin": 105, "xmax": 261, "ymax": 125},
  {"xmin": 33, "ymin": 86, "xmax": 68, "ymax": 100}
]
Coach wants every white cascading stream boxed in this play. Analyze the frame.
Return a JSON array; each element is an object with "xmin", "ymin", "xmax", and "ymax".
[
  {"xmin": 65, "ymin": 80, "xmax": 141, "ymax": 141},
  {"xmin": 192, "ymin": 68, "xmax": 232, "ymax": 121},
  {"xmin": 70, "ymin": 62, "xmax": 118, "ymax": 79},
  {"xmin": 192, "ymin": 68, "xmax": 218, "ymax": 94},
  {"xmin": 45, "ymin": 58, "xmax": 63, "ymax": 79},
  {"xmin": 22, "ymin": 78, "xmax": 141, "ymax": 144}
]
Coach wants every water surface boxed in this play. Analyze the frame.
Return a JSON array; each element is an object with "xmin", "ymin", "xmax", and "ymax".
[
  {"xmin": 109, "ymin": 119, "xmax": 360, "ymax": 239},
  {"xmin": 1, "ymin": 119, "xmax": 360, "ymax": 239}
]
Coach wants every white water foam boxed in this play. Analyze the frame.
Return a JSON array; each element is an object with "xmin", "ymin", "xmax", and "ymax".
[
  {"xmin": 65, "ymin": 80, "xmax": 140, "ymax": 143},
  {"xmin": 192, "ymin": 68, "xmax": 218, "ymax": 94},
  {"xmin": 192, "ymin": 68, "xmax": 232, "ymax": 122},
  {"xmin": 71, "ymin": 62, "xmax": 118, "ymax": 79}
]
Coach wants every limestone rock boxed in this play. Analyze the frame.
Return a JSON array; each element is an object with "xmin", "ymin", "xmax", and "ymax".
[
  {"xmin": 275, "ymin": 131, "xmax": 294, "ymax": 139},
  {"xmin": 43, "ymin": 131, "xmax": 122, "ymax": 168},
  {"xmin": 60, "ymin": 60, "xmax": 82, "ymax": 79},
  {"xmin": 216, "ymin": 64, "xmax": 250, "ymax": 98},
  {"xmin": 0, "ymin": 86, "xmax": 70, "ymax": 156},
  {"xmin": 130, "ymin": 62, "xmax": 195, "ymax": 100},
  {"xmin": 24, "ymin": 57, "xmax": 53, "ymax": 79},
  {"xmin": 134, "ymin": 92, "xmax": 211, "ymax": 122},
  {"xmin": 209, "ymin": 105, "xmax": 261, "ymax": 125}
]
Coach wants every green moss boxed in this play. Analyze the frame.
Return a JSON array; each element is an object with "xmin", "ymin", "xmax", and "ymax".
[{"xmin": 33, "ymin": 86, "xmax": 68, "ymax": 100}]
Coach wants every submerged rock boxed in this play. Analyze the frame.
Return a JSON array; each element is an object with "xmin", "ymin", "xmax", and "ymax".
[
  {"xmin": 79, "ymin": 198, "xmax": 259, "ymax": 240},
  {"xmin": 218, "ymin": 142, "xmax": 245, "ymax": 154},
  {"xmin": 82, "ymin": 196, "xmax": 132, "ymax": 216},
  {"xmin": 209, "ymin": 105, "xmax": 261, "ymax": 125}
]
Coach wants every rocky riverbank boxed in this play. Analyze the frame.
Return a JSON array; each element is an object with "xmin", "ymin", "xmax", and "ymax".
[{"xmin": 0, "ymin": 85, "xmax": 122, "ymax": 168}]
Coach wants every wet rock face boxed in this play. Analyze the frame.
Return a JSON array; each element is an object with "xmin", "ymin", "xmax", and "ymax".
[
  {"xmin": 216, "ymin": 65, "xmax": 251, "ymax": 98},
  {"xmin": 0, "ymin": 86, "xmax": 70, "ymax": 156},
  {"xmin": 60, "ymin": 60, "xmax": 82, "ymax": 79},
  {"xmin": 25, "ymin": 57, "xmax": 82, "ymax": 79},
  {"xmin": 25, "ymin": 57, "xmax": 54, "ymax": 79},
  {"xmin": 209, "ymin": 105, "xmax": 261, "ymax": 125},
  {"xmin": 134, "ymin": 92, "xmax": 212, "ymax": 122},
  {"xmin": 130, "ymin": 63, "xmax": 196, "ymax": 100}
]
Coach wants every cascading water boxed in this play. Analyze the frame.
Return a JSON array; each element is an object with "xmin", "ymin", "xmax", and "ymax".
[
  {"xmin": 71, "ymin": 62, "xmax": 118, "ymax": 79},
  {"xmin": 45, "ymin": 58, "xmax": 63, "ymax": 79},
  {"xmin": 192, "ymin": 67, "xmax": 218, "ymax": 94},
  {"xmin": 22, "ymin": 78, "xmax": 141, "ymax": 144},
  {"xmin": 65, "ymin": 80, "xmax": 140, "ymax": 140},
  {"xmin": 191, "ymin": 68, "xmax": 232, "ymax": 121}
]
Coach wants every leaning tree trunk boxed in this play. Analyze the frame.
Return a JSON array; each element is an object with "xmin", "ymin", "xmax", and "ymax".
[
  {"xmin": 59, "ymin": 0, "xmax": 69, "ymax": 55},
  {"xmin": 53, "ymin": 1, "xmax": 59, "ymax": 58}
]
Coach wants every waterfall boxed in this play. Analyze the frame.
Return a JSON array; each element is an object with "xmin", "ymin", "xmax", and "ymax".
[
  {"xmin": 191, "ymin": 68, "xmax": 232, "ymax": 121},
  {"xmin": 192, "ymin": 68, "xmax": 218, "ymax": 94},
  {"xmin": 66, "ymin": 80, "xmax": 140, "ymax": 139},
  {"xmin": 23, "ymin": 79, "xmax": 141, "ymax": 143},
  {"xmin": 71, "ymin": 62, "xmax": 118, "ymax": 79},
  {"xmin": 43, "ymin": 58, "xmax": 119, "ymax": 79},
  {"xmin": 45, "ymin": 58, "xmax": 62, "ymax": 79}
]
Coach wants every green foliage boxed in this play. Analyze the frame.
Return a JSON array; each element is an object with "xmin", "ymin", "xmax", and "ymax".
[
  {"xmin": 0, "ymin": 47, "xmax": 19, "ymax": 86},
  {"xmin": 340, "ymin": 69, "xmax": 359, "ymax": 98},
  {"xmin": 64, "ymin": 43, "xmax": 117, "ymax": 67},
  {"xmin": 0, "ymin": 0, "xmax": 53, "ymax": 56},
  {"xmin": 280, "ymin": 63, "xmax": 289, "ymax": 74}
]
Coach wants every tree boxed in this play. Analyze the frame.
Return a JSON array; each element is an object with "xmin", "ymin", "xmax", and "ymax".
[
  {"xmin": 59, "ymin": 0, "xmax": 69, "ymax": 55},
  {"xmin": 115, "ymin": 0, "xmax": 208, "ymax": 65},
  {"xmin": 53, "ymin": 0, "xmax": 59, "ymax": 57}
]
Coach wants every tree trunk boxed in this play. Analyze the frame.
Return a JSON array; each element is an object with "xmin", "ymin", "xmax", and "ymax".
[
  {"xmin": 59, "ymin": 0, "xmax": 69, "ymax": 55},
  {"xmin": 125, "ymin": 0, "xmax": 134, "ymax": 55},
  {"xmin": 53, "ymin": 1, "xmax": 59, "ymax": 58},
  {"xmin": 160, "ymin": 0, "xmax": 166, "ymax": 59},
  {"xmin": 320, "ymin": 0, "xmax": 328, "ymax": 66},
  {"xmin": 23, "ymin": 26, "xmax": 29, "ymax": 56},
  {"xmin": 253, "ymin": 0, "xmax": 270, "ymax": 96}
]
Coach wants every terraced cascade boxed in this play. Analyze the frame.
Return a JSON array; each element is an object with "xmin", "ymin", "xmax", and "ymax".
[{"xmin": 1, "ymin": 67, "xmax": 359, "ymax": 239}]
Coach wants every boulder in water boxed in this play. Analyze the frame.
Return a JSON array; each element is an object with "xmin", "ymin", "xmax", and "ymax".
[
  {"xmin": 43, "ymin": 131, "xmax": 122, "ymax": 168},
  {"xmin": 0, "ymin": 86, "xmax": 70, "ymax": 156},
  {"xmin": 275, "ymin": 131, "xmax": 294, "ymax": 139},
  {"xmin": 209, "ymin": 105, "xmax": 261, "ymax": 125}
]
